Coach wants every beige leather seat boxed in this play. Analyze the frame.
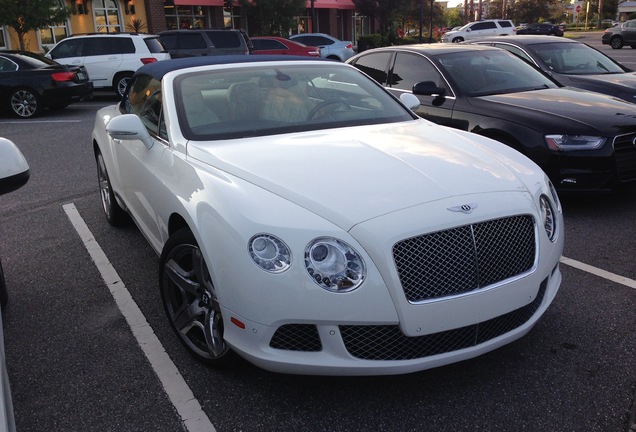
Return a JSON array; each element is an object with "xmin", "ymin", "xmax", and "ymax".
[{"xmin": 227, "ymin": 81, "xmax": 262, "ymax": 121}]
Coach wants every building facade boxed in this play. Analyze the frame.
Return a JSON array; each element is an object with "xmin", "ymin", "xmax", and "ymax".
[{"xmin": 0, "ymin": 0, "xmax": 367, "ymax": 53}]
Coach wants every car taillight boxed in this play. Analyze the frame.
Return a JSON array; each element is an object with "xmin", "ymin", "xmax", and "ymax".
[
  {"xmin": 51, "ymin": 71, "xmax": 75, "ymax": 82},
  {"xmin": 140, "ymin": 57, "xmax": 158, "ymax": 65},
  {"xmin": 345, "ymin": 43, "xmax": 353, "ymax": 49}
]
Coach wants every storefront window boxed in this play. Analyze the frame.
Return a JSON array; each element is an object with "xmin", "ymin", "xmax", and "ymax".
[
  {"xmin": 94, "ymin": 0, "xmax": 122, "ymax": 33},
  {"xmin": 164, "ymin": 1, "xmax": 209, "ymax": 29},
  {"xmin": 0, "ymin": 27, "xmax": 7, "ymax": 49},
  {"xmin": 38, "ymin": 1, "xmax": 69, "ymax": 51}
]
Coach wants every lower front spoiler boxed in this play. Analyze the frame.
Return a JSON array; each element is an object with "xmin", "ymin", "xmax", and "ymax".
[{"xmin": 224, "ymin": 266, "xmax": 562, "ymax": 376}]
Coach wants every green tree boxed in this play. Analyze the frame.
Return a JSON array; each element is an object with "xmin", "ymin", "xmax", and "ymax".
[
  {"xmin": 0, "ymin": 0, "xmax": 70, "ymax": 50},
  {"xmin": 353, "ymin": 0, "xmax": 413, "ymax": 34},
  {"xmin": 444, "ymin": 5, "xmax": 463, "ymax": 28},
  {"xmin": 239, "ymin": 0, "xmax": 306, "ymax": 36},
  {"xmin": 509, "ymin": 0, "xmax": 558, "ymax": 24}
]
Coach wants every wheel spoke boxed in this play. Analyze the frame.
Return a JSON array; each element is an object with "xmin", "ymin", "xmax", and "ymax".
[
  {"xmin": 172, "ymin": 296, "xmax": 206, "ymax": 335},
  {"xmin": 164, "ymin": 257, "xmax": 200, "ymax": 297}
]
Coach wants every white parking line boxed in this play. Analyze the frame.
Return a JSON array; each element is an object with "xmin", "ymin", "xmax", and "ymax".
[
  {"xmin": 62, "ymin": 203, "xmax": 216, "ymax": 432},
  {"xmin": 560, "ymin": 256, "xmax": 636, "ymax": 290}
]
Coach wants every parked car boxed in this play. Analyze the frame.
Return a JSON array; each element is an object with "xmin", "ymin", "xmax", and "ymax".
[
  {"xmin": 347, "ymin": 44, "xmax": 636, "ymax": 192},
  {"xmin": 46, "ymin": 33, "xmax": 170, "ymax": 96},
  {"xmin": 602, "ymin": 20, "xmax": 636, "ymax": 49},
  {"xmin": 251, "ymin": 36, "xmax": 320, "ymax": 57},
  {"xmin": 158, "ymin": 29, "xmax": 253, "ymax": 58},
  {"xmin": 0, "ymin": 50, "xmax": 92, "ymax": 118},
  {"xmin": 516, "ymin": 23, "xmax": 563, "ymax": 36},
  {"xmin": 289, "ymin": 33, "xmax": 354, "ymax": 61},
  {"xmin": 0, "ymin": 137, "xmax": 29, "ymax": 432},
  {"xmin": 92, "ymin": 55, "xmax": 563, "ymax": 375},
  {"xmin": 441, "ymin": 19, "xmax": 516, "ymax": 43},
  {"xmin": 467, "ymin": 36, "xmax": 636, "ymax": 103}
]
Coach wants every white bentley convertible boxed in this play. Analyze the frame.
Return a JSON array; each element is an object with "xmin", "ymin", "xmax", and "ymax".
[{"xmin": 92, "ymin": 56, "xmax": 564, "ymax": 376}]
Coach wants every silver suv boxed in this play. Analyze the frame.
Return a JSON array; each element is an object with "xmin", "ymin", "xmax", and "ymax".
[
  {"xmin": 441, "ymin": 20, "xmax": 516, "ymax": 43},
  {"xmin": 46, "ymin": 33, "xmax": 170, "ymax": 96}
]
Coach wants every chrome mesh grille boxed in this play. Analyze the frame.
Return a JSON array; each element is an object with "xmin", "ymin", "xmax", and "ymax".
[
  {"xmin": 269, "ymin": 324, "xmax": 322, "ymax": 351},
  {"xmin": 393, "ymin": 215, "xmax": 536, "ymax": 302},
  {"xmin": 340, "ymin": 278, "xmax": 547, "ymax": 360},
  {"xmin": 613, "ymin": 133, "xmax": 636, "ymax": 183}
]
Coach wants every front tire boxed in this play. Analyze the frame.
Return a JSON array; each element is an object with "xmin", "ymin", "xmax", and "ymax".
[
  {"xmin": 96, "ymin": 150, "xmax": 127, "ymax": 226},
  {"xmin": 452, "ymin": 37, "xmax": 464, "ymax": 43},
  {"xmin": 610, "ymin": 36, "xmax": 624, "ymax": 49},
  {"xmin": 160, "ymin": 228, "xmax": 235, "ymax": 366},
  {"xmin": 9, "ymin": 88, "xmax": 41, "ymax": 118},
  {"xmin": 113, "ymin": 72, "xmax": 133, "ymax": 97}
]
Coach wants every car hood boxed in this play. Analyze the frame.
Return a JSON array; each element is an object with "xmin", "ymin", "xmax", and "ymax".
[
  {"xmin": 473, "ymin": 88, "xmax": 636, "ymax": 134},
  {"xmin": 187, "ymin": 121, "xmax": 535, "ymax": 231},
  {"xmin": 557, "ymin": 72, "xmax": 636, "ymax": 98}
]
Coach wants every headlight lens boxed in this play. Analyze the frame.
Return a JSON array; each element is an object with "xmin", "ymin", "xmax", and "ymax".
[
  {"xmin": 248, "ymin": 234, "xmax": 291, "ymax": 273},
  {"xmin": 305, "ymin": 238, "xmax": 366, "ymax": 292},
  {"xmin": 545, "ymin": 135, "xmax": 605, "ymax": 151},
  {"xmin": 539, "ymin": 195, "xmax": 557, "ymax": 242}
]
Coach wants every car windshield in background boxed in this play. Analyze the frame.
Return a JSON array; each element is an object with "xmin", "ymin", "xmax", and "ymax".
[
  {"xmin": 531, "ymin": 42, "xmax": 625, "ymax": 75},
  {"xmin": 174, "ymin": 64, "xmax": 414, "ymax": 140},
  {"xmin": 437, "ymin": 50, "xmax": 558, "ymax": 96}
]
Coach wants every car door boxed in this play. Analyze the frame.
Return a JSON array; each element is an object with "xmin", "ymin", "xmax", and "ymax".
[
  {"xmin": 176, "ymin": 32, "xmax": 209, "ymax": 57},
  {"xmin": 114, "ymin": 75, "xmax": 167, "ymax": 246},
  {"xmin": 81, "ymin": 37, "xmax": 124, "ymax": 88},
  {"xmin": 47, "ymin": 38, "xmax": 86, "ymax": 71},
  {"xmin": 467, "ymin": 22, "xmax": 498, "ymax": 39},
  {"xmin": 623, "ymin": 21, "xmax": 636, "ymax": 45},
  {"xmin": 253, "ymin": 38, "xmax": 287, "ymax": 55},
  {"xmin": 387, "ymin": 52, "xmax": 458, "ymax": 127}
]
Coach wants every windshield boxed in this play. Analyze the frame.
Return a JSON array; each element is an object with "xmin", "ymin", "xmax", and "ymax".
[
  {"xmin": 437, "ymin": 50, "xmax": 558, "ymax": 96},
  {"xmin": 175, "ymin": 63, "xmax": 416, "ymax": 140},
  {"xmin": 531, "ymin": 42, "xmax": 625, "ymax": 75}
]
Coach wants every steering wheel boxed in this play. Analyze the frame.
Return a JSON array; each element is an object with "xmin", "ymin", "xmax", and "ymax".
[{"xmin": 307, "ymin": 100, "xmax": 351, "ymax": 120}]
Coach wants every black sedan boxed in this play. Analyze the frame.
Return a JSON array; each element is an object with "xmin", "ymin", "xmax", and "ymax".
[
  {"xmin": 517, "ymin": 23, "xmax": 563, "ymax": 36},
  {"xmin": 347, "ymin": 44, "xmax": 636, "ymax": 192},
  {"xmin": 467, "ymin": 36, "xmax": 636, "ymax": 103},
  {"xmin": 0, "ymin": 50, "xmax": 92, "ymax": 118}
]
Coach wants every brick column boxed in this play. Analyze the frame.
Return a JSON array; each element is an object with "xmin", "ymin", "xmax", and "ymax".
[{"xmin": 143, "ymin": 0, "xmax": 167, "ymax": 34}]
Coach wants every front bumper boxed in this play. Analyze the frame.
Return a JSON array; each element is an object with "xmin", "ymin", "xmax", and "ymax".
[{"xmin": 223, "ymin": 265, "xmax": 561, "ymax": 376}]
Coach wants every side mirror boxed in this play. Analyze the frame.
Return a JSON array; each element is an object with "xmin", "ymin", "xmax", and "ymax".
[
  {"xmin": 0, "ymin": 138, "xmax": 30, "ymax": 196},
  {"xmin": 399, "ymin": 93, "xmax": 421, "ymax": 110},
  {"xmin": 412, "ymin": 81, "xmax": 446, "ymax": 97},
  {"xmin": 106, "ymin": 114, "xmax": 154, "ymax": 149}
]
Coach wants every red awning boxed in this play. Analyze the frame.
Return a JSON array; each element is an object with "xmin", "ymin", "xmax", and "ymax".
[
  {"xmin": 309, "ymin": 0, "xmax": 355, "ymax": 9},
  {"xmin": 173, "ymin": 0, "xmax": 355, "ymax": 9},
  {"xmin": 173, "ymin": 0, "xmax": 224, "ymax": 6}
]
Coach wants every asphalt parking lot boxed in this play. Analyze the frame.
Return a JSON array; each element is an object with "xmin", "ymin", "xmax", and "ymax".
[{"xmin": 0, "ymin": 33, "xmax": 635, "ymax": 432}]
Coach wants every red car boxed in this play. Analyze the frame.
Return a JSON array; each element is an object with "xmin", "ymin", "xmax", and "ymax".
[{"xmin": 251, "ymin": 36, "xmax": 321, "ymax": 57}]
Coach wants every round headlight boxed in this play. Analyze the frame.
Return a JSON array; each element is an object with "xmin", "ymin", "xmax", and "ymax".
[
  {"xmin": 304, "ymin": 237, "xmax": 366, "ymax": 292},
  {"xmin": 248, "ymin": 234, "xmax": 291, "ymax": 273},
  {"xmin": 540, "ymin": 195, "xmax": 557, "ymax": 242}
]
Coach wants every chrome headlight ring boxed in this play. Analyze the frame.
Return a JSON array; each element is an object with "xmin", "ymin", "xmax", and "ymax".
[
  {"xmin": 248, "ymin": 234, "xmax": 291, "ymax": 273},
  {"xmin": 305, "ymin": 237, "xmax": 366, "ymax": 293},
  {"xmin": 539, "ymin": 194, "xmax": 558, "ymax": 242}
]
